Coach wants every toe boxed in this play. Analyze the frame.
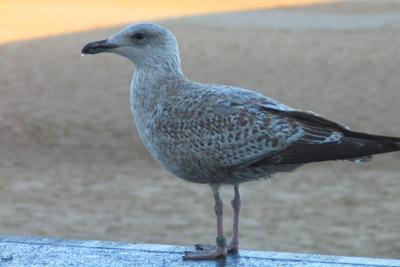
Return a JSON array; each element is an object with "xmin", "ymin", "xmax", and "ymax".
[
  {"xmin": 227, "ymin": 245, "xmax": 238, "ymax": 254},
  {"xmin": 194, "ymin": 244, "xmax": 216, "ymax": 251},
  {"xmin": 182, "ymin": 247, "xmax": 227, "ymax": 260}
]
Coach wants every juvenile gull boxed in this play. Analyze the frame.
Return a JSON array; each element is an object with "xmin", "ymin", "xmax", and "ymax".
[{"xmin": 82, "ymin": 23, "xmax": 400, "ymax": 260}]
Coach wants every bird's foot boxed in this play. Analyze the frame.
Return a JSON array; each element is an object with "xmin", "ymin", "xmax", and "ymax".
[
  {"xmin": 183, "ymin": 246, "xmax": 227, "ymax": 260},
  {"xmin": 227, "ymin": 243, "xmax": 238, "ymax": 254},
  {"xmin": 195, "ymin": 243, "xmax": 238, "ymax": 254},
  {"xmin": 194, "ymin": 241, "xmax": 238, "ymax": 254},
  {"xmin": 194, "ymin": 244, "xmax": 215, "ymax": 251}
]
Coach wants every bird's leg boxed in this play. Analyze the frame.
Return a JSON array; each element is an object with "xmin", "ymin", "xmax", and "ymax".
[
  {"xmin": 228, "ymin": 184, "xmax": 241, "ymax": 253},
  {"xmin": 183, "ymin": 184, "xmax": 227, "ymax": 260}
]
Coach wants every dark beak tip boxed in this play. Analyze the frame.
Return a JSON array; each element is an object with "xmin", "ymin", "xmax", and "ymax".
[
  {"xmin": 81, "ymin": 39, "xmax": 118, "ymax": 55},
  {"xmin": 81, "ymin": 43, "xmax": 93, "ymax": 54}
]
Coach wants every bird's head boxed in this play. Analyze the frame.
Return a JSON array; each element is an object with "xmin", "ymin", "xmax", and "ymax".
[{"xmin": 82, "ymin": 23, "xmax": 181, "ymax": 69}]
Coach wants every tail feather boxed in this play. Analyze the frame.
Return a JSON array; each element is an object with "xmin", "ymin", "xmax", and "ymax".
[{"xmin": 252, "ymin": 130, "xmax": 400, "ymax": 166}]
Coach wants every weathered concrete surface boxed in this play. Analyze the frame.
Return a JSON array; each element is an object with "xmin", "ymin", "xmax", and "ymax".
[{"xmin": 0, "ymin": 236, "xmax": 399, "ymax": 267}]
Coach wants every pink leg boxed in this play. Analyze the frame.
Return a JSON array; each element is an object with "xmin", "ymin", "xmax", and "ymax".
[
  {"xmin": 228, "ymin": 184, "xmax": 241, "ymax": 253},
  {"xmin": 183, "ymin": 184, "xmax": 227, "ymax": 260}
]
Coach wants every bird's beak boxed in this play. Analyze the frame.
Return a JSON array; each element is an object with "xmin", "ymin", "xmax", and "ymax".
[{"xmin": 81, "ymin": 39, "xmax": 119, "ymax": 55}]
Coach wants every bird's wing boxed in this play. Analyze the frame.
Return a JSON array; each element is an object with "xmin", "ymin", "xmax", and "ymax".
[
  {"xmin": 250, "ymin": 108, "xmax": 400, "ymax": 166},
  {"xmin": 156, "ymin": 83, "xmax": 400, "ymax": 168},
  {"xmin": 155, "ymin": 84, "xmax": 336, "ymax": 167}
]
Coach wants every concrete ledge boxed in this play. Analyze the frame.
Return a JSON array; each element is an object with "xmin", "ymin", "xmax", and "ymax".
[{"xmin": 0, "ymin": 235, "xmax": 399, "ymax": 266}]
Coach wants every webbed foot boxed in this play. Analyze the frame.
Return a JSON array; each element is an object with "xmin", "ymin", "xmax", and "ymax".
[{"xmin": 183, "ymin": 246, "xmax": 226, "ymax": 260}]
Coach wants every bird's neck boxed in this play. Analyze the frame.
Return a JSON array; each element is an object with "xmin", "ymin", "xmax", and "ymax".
[
  {"xmin": 134, "ymin": 49, "xmax": 184, "ymax": 79},
  {"xmin": 130, "ymin": 60, "xmax": 185, "ymax": 122}
]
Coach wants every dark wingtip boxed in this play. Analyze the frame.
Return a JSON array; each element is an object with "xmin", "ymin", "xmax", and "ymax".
[{"xmin": 395, "ymin": 141, "xmax": 400, "ymax": 149}]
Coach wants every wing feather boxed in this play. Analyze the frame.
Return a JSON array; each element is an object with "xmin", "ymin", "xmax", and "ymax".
[
  {"xmin": 154, "ymin": 83, "xmax": 399, "ymax": 170},
  {"xmin": 154, "ymin": 85, "xmax": 304, "ymax": 167}
]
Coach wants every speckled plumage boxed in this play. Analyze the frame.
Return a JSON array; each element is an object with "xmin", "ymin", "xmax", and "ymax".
[
  {"xmin": 132, "ymin": 76, "xmax": 305, "ymax": 185},
  {"xmin": 105, "ymin": 24, "xmax": 321, "ymax": 185},
  {"xmin": 82, "ymin": 23, "xmax": 400, "ymax": 260}
]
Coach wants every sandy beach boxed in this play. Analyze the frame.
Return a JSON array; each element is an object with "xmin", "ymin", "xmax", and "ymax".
[
  {"xmin": 1, "ymin": 0, "xmax": 400, "ymax": 259},
  {"xmin": 0, "ymin": 0, "xmax": 334, "ymax": 45}
]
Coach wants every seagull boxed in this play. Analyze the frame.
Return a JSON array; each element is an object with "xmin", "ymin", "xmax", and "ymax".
[{"xmin": 82, "ymin": 23, "xmax": 400, "ymax": 260}]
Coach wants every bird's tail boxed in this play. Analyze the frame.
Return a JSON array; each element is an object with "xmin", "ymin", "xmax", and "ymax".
[{"xmin": 264, "ymin": 131, "xmax": 400, "ymax": 165}]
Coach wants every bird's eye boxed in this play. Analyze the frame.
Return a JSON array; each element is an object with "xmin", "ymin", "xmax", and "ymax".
[{"xmin": 132, "ymin": 32, "xmax": 145, "ymax": 40}]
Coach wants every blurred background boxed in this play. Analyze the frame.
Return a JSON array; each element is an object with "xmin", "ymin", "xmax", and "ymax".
[{"xmin": 1, "ymin": 0, "xmax": 400, "ymax": 259}]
